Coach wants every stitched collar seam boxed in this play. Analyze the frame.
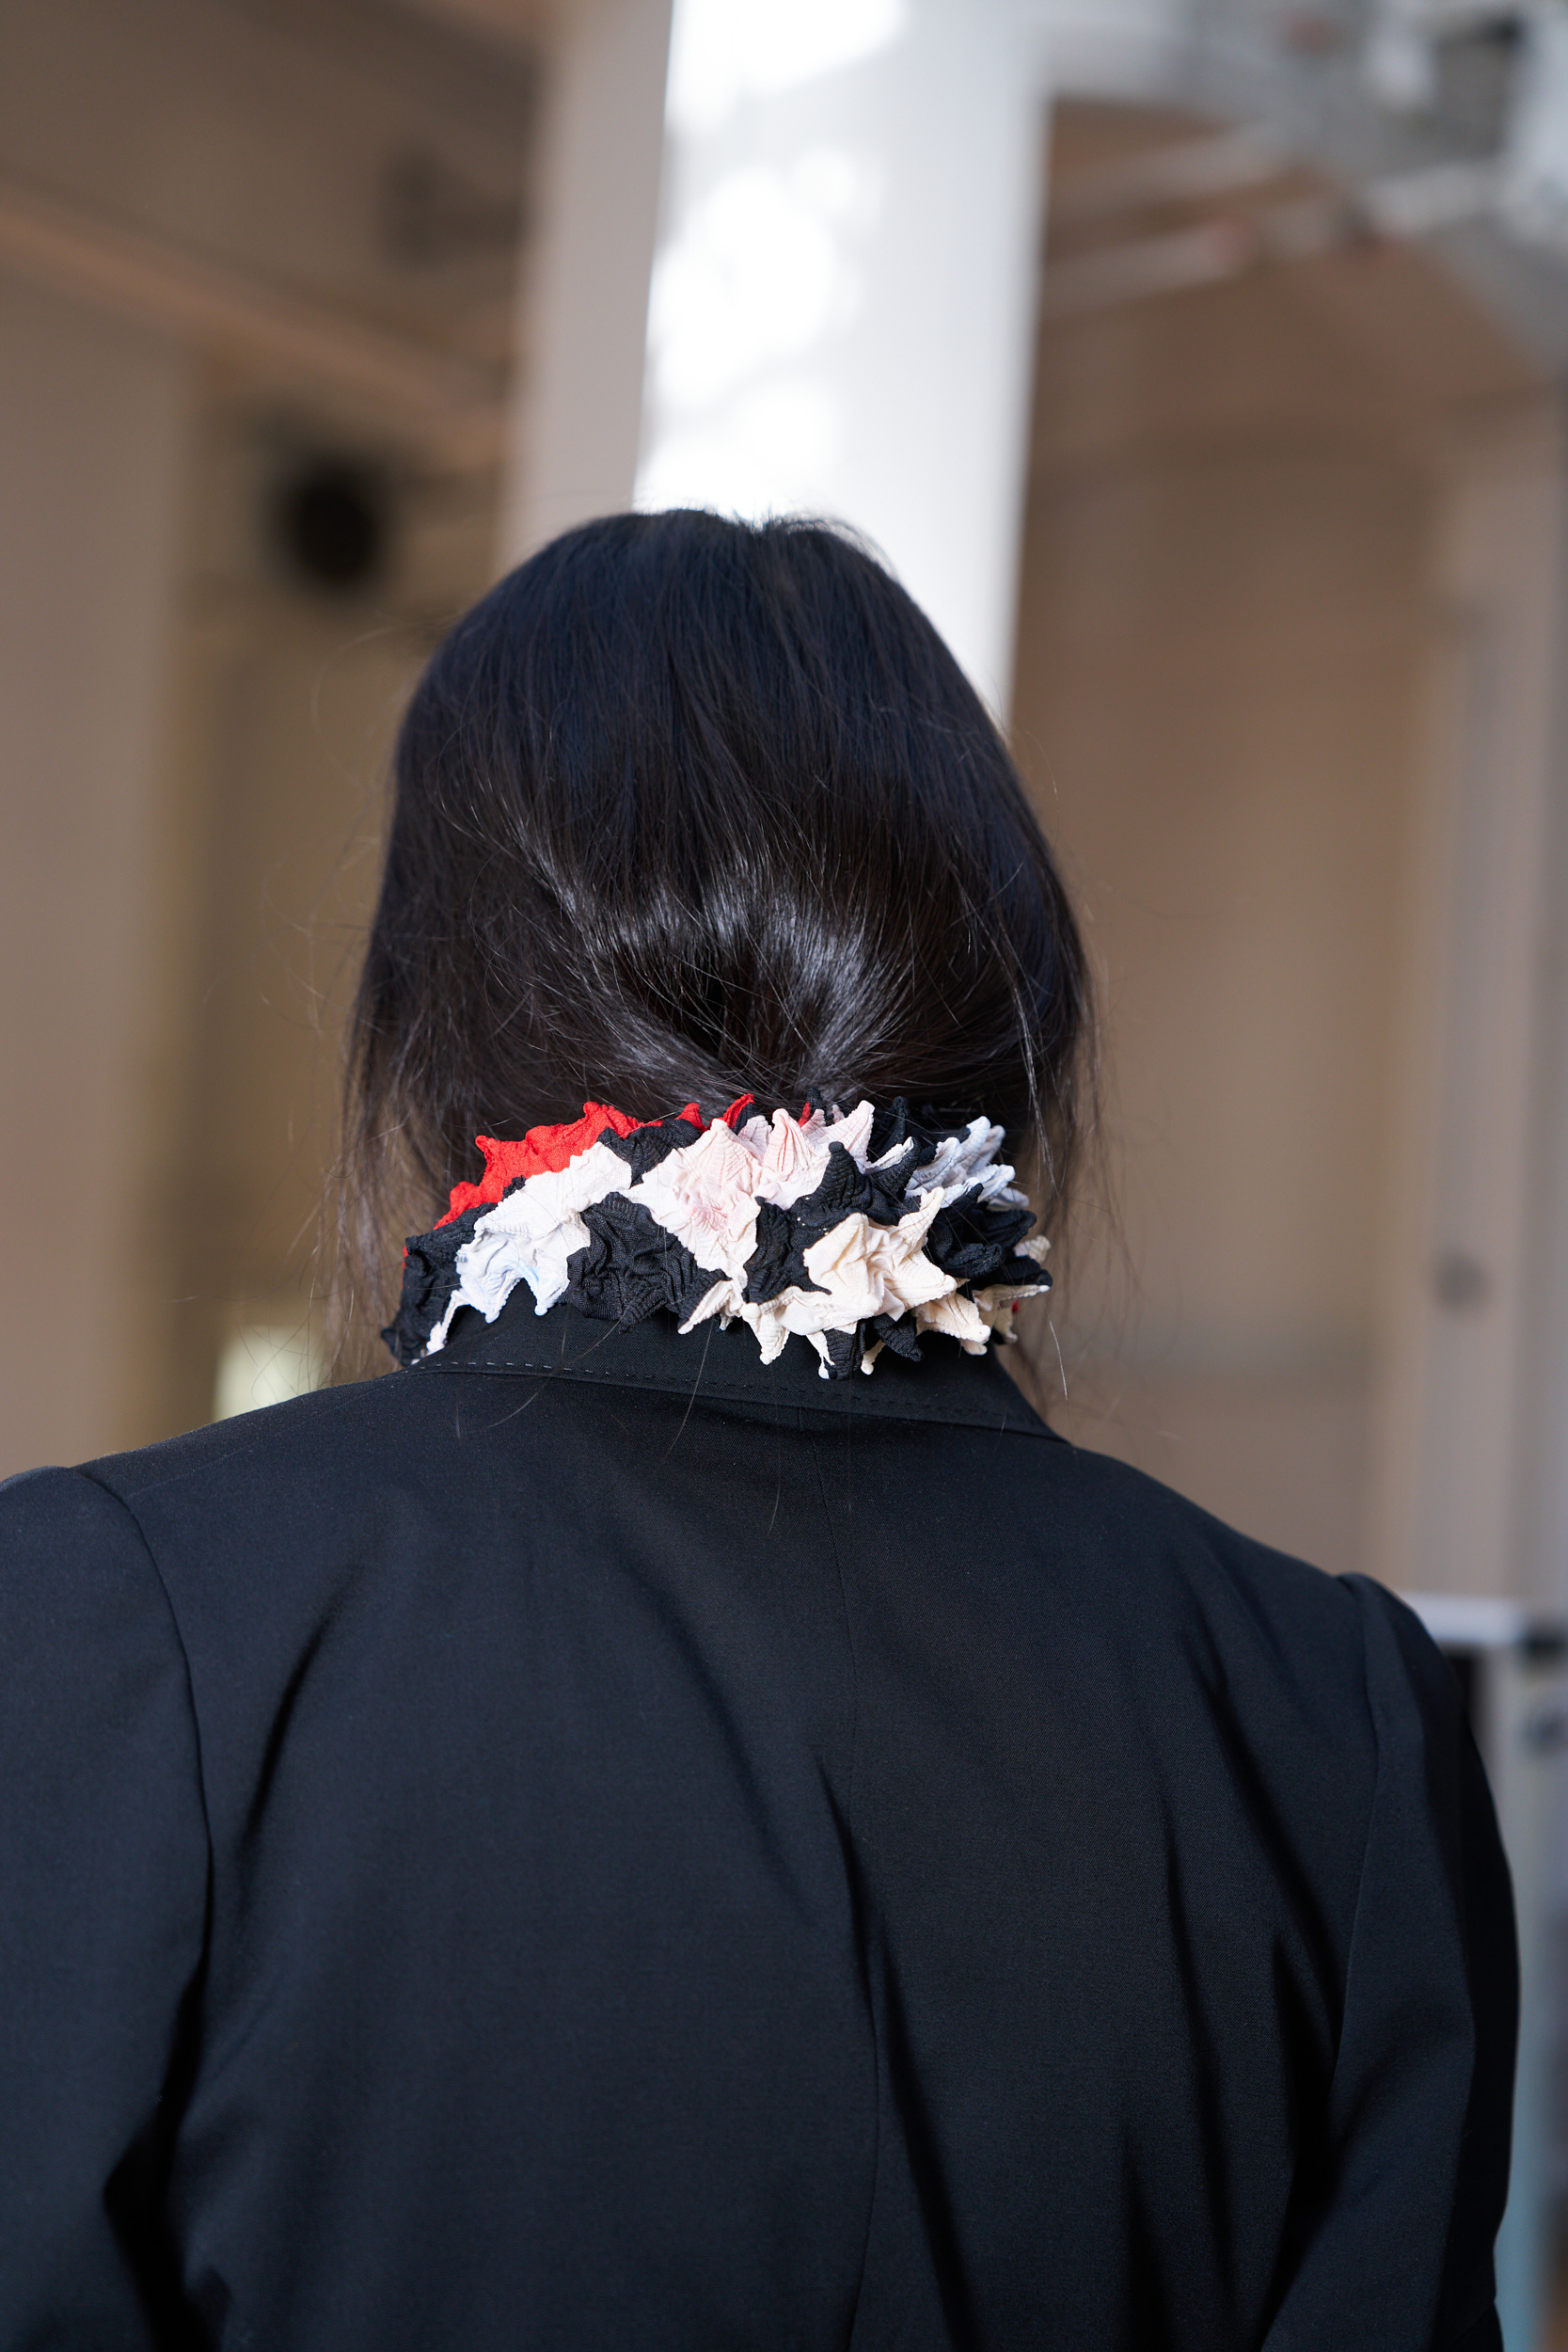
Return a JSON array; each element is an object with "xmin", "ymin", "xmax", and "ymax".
[{"xmin": 419, "ymin": 1352, "xmax": 1053, "ymax": 1434}]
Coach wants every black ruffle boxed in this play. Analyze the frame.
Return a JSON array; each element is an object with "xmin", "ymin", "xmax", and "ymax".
[
  {"xmin": 382, "ymin": 1206, "xmax": 483, "ymax": 1369},
  {"xmin": 870, "ymin": 1311, "xmax": 923, "ymax": 1362},
  {"xmin": 863, "ymin": 1137, "xmax": 924, "ymax": 1223},
  {"xmin": 988, "ymin": 1251, "xmax": 1052, "ymax": 1295},
  {"xmin": 598, "ymin": 1114, "xmax": 704, "ymax": 1183},
  {"xmin": 865, "ymin": 1098, "xmax": 940, "ymax": 1168},
  {"xmin": 562, "ymin": 1194, "xmax": 715, "ymax": 1330},
  {"xmin": 923, "ymin": 1185, "xmax": 1035, "ymax": 1289},
  {"xmin": 818, "ymin": 1326, "xmax": 863, "ymax": 1377},
  {"xmin": 744, "ymin": 1200, "xmax": 821, "ymax": 1305}
]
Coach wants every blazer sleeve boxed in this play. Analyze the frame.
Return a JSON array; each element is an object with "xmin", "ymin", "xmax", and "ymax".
[
  {"xmin": 0, "ymin": 1465, "xmax": 210, "ymax": 2346},
  {"xmin": 1262, "ymin": 1573, "xmax": 1518, "ymax": 2352}
]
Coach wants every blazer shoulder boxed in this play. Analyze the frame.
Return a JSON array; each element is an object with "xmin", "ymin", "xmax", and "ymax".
[
  {"xmin": 0, "ymin": 1458, "xmax": 165, "ymax": 1569},
  {"xmin": 75, "ymin": 1369, "xmax": 411, "ymax": 1508},
  {"xmin": 1035, "ymin": 1432, "xmax": 1367, "ymax": 1659}
]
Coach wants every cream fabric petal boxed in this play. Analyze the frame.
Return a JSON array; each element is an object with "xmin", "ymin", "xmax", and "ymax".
[
  {"xmin": 423, "ymin": 1293, "xmax": 468, "ymax": 1357},
  {"xmin": 632, "ymin": 1120, "xmax": 763, "ymax": 1277},
  {"xmin": 972, "ymin": 1268, "xmax": 1052, "ymax": 1342},
  {"xmin": 745, "ymin": 1281, "xmax": 854, "ymax": 1343},
  {"xmin": 754, "ymin": 1108, "xmax": 832, "ymax": 1209},
  {"xmin": 868, "ymin": 1137, "xmax": 911, "ymax": 1172},
  {"xmin": 818, "ymin": 1100, "xmax": 875, "ymax": 1168},
  {"xmin": 752, "ymin": 1099, "xmax": 879, "ymax": 1208},
  {"xmin": 800, "ymin": 1216, "xmax": 884, "ymax": 1322},
  {"xmin": 802, "ymin": 1203, "xmax": 956, "ymax": 1327},
  {"xmin": 676, "ymin": 1276, "xmax": 738, "ymax": 1334},
  {"xmin": 723, "ymin": 1295, "xmax": 798, "ymax": 1363},
  {"xmin": 914, "ymin": 1291, "xmax": 992, "ymax": 1354}
]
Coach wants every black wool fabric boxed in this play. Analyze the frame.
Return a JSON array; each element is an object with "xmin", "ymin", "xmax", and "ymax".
[
  {"xmin": 564, "ymin": 1191, "xmax": 713, "ymax": 1328},
  {"xmin": 0, "ymin": 1293, "xmax": 1517, "ymax": 2351},
  {"xmin": 381, "ymin": 1202, "xmax": 482, "ymax": 1367}
]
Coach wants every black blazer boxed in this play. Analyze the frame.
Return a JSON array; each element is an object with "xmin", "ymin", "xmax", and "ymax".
[{"xmin": 0, "ymin": 1290, "xmax": 1515, "ymax": 2351}]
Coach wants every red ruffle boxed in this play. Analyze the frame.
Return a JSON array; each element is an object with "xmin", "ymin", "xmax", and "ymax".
[
  {"xmin": 436, "ymin": 1099, "xmax": 762, "ymax": 1229},
  {"xmin": 436, "ymin": 1095, "xmax": 761, "ymax": 1230}
]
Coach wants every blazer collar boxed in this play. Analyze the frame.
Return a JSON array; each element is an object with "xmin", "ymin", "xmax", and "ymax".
[{"xmin": 418, "ymin": 1284, "xmax": 1059, "ymax": 1438}]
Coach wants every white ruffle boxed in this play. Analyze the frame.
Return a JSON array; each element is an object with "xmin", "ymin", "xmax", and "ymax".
[{"xmin": 425, "ymin": 1140, "xmax": 631, "ymax": 1353}]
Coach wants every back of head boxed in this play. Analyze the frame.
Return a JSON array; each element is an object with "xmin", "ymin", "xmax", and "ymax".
[{"xmin": 341, "ymin": 510, "xmax": 1089, "ymax": 1343}]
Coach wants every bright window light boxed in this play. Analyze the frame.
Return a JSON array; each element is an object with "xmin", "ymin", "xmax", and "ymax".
[
  {"xmin": 667, "ymin": 0, "xmax": 906, "ymax": 136},
  {"xmin": 645, "ymin": 152, "xmax": 874, "ymax": 411},
  {"xmin": 214, "ymin": 1326, "xmax": 319, "ymax": 1421},
  {"xmin": 1505, "ymin": 2, "xmax": 1568, "ymax": 241}
]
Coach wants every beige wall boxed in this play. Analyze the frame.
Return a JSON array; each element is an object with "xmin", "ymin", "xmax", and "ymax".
[
  {"xmin": 0, "ymin": 277, "xmax": 192, "ymax": 1471},
  {"xmin": 1015, "ymin": 443, "xmax": 1427, "ymax": 1575},
  {"xmin": 0, "ymin": 0, "xmax": 532, "ymax": 1475},
  {"xmin": 1018, "ymin": 435, "xmax": 1428, "ymax": 1373},
  {"xmin": 155, "ymin": 392, "xmax": 501, "ymax": 1435},
  {"xmin": 1374, "ymin": 405, "xmax": 1568, "ymax": 1606},
  {"xmin": 1011, "ymin": 103, "xmax": 1549, "ymax": 1586}
]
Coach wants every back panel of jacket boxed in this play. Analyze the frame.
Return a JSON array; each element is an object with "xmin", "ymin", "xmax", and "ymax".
[{"xmin": 0, "ymin": 1303, "xmax": 1514, "ymax": 2351}]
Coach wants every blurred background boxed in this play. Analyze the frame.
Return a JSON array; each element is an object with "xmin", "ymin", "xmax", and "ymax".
[{"xmin": 6, "ymin": 0, "xmax": 1568, "ymax": 2338}]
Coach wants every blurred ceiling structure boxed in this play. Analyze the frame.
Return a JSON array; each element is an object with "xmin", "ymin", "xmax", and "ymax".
[
  {"xmin": 1044, "ymin": 0, "xmax": 1568, "ymax": 368},
  {"xmin": 0, "ymin": 0, "xmax": 544, "ymax": 464}
]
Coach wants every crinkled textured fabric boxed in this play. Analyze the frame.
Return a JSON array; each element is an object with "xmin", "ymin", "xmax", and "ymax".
[{"xmin": 386, "ymin": 1098, "xmax": 1052, "ymax": 1375}]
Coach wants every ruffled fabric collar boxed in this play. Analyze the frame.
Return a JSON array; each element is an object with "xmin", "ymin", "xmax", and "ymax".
[{"xmin": 385, "ymin": 1096, "xmax": 1050, "ymax": 1381}]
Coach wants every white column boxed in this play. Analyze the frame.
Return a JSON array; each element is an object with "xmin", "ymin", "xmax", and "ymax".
[
  {"xmin": 634, "ymin": 0, "xmax": 1049, "ymax": 711},
  {"xmin": 499, "ymin": 0, "xmax": 675, "ymax": 563},
  {"xmin": 499, "ymin": 3, "xmax": 1202, "ymax": 705}
]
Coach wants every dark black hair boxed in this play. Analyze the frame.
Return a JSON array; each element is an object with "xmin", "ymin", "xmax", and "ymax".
[{"xmin": 339, "ymin": 510, "xmax": 1090, "ymax": 1348}]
